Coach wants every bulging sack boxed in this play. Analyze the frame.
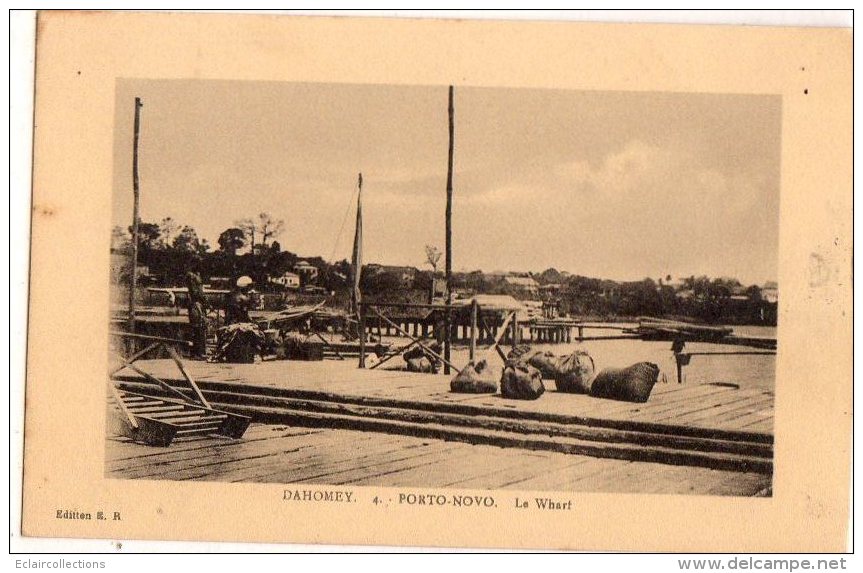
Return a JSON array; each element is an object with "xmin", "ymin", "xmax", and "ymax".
[
  {"xmin": 404, "ymin": 341, "xmax": 442, "ymax": 361},
  {"xmin": 500, "ymin": 362, "xmax": 545, "ymax": 400},
  {"xmin": 506, "ymin": 344, "xmax": 535, "ymax": 363},
  {"xmin": 279, "ymin": 332, "xmax": 308, "ymax": 359},
  {"xmin": 216, "ymin": 322, "xmax": 266, "ymax": 363},
  {"xmin": 403, "ymin": 341, "xmax": 442, "ymax": 373},
  {"xmin": 590, "ymin": 362, "xmax": 660, "ymax": 403},
  {"xmin": 527, "ymin": 351, "xmax": 563, "ymax": 380},
  {"xmin": 406, "ymin": 356, "xmax": 434, "ymax": 373},
  {"xmin": 553, "ymin": 350, "xmax": 596, "ymax": 393},
  {"xmin": 450, "ymin": 359, "xmax": 498, "ymax": 394}
]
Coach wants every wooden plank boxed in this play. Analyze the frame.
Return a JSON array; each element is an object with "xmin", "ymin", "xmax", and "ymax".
[
  {"xmin": 110, "ymin": 342, "xmax": 162, "ymax": 377},
  {"xmin": 105, "ymin": 425, "xmax": 323, "ymax": 466},
  {"xmin": 651, "ymin": 392, "xmax": 765, "ymax": 425},
  {"xmin": 299, "ymin": 442, "xmax": 468, "ymax": 486},
  {"xmin": 165, "ymin": 346, "xmax": 211, "ymax": 408},
  {"xmin": 154, "ymin": 430, "xmax": 362, "ymax": 481},
  {"xmin": 224, "ymin": 402, "xmax": 773, "ymax": 473},
  {"xmin": 539, "ymin": 457, "xmax": 658, "ymax": 492},
  {"xmin": 739, "ymin": 417, "xmax": 775, "ymax": 432},
  {"xmin": 105, "ymin": 430, "xmax": 304, "ymax": 472},
  {"xmin": 448, "ymin": 452, "xmax": 575, "ymax": 489},
  {"xmin": 107, "ymin": 382, "xmax": 138, "ymax": 430},
  {"xmin": 348, "ymin": 446, "xmax": 501, "ymax": 487},
  {"xmin": 624, "ymin": 387, "xmax": 743, "ymax": 421},
  {"xmin": 500, "ymin": 456, "xmax": 628, "ymax": 491},
  {"xmin": 552, "ymin": 460, "xmax": 650, "ymax": 493},
  {"xmin": 719, "ymin": 408, "xmax": 775, "ymax": 431},
  {"xmin": 140, "ymin": 414, "xmax": 212, "ymax": 425},
  {"xmin": 115, "ymin": 429, "xmax": 345, "ymax": 480},
  {"xmin": 117, "ymin": 361, "xmax": 197, "ymax": 403},
  {"xmin": 127, "ymin": 405, "xmax": 186, "ymax": 414},
  {"xmin": 211, "ymin": 431, "xmax": 413, "ymax": 483},
  {"xmin": 192, "ymin": 391, "xmax": 771, "ymax": 458},
  {"xmin": 125, "ymin": 400, "xmax": 168, "ymax": 409},
  {"xmin": 492, "ymin": 385, "xmax": 725, "ymax": 422},
  {"xmin": 705, "ymin": 471, "xmax": 773, "ymax": 496},
  {"xmin": 414, "ymin": 448, "xmax": 558, "ymax": 489},
  {"xmin": 572, "ymin": 384, "xmax": 734, "ymax": 420},
  {"xmin": 144, "ymin": 410, "xmax": 209, "ymax": 419},
  {"xmin": 600, "ymin": 463, "xmax": 730, "ymax": 495},
  {"xmin": 117, "ymin": 377, "xmax": 772, "ymax": 446},
  {"xmin": 676, "ymin": 395, "xmax": 774, "ymax": 427},
  {"xmin": 108, "ymin": 423, "xmax": 774, "ymax": 493},
  {"xmin": 117, "ymin": 358, "xmax": 774, "ymax": 440},
  {"xmin": 249, "ymin": 436, "xmax": 465, "ymax": 485},
  {"xmin": 558, "ymin": 458, "xmax": 753, "ymax": 495}
]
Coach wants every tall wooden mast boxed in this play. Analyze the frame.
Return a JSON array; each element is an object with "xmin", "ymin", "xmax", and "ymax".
[
  {"xmin": 444, "ymin": 86, "xmax": 455, "ymax": 374},
  {"xmin": 128, "ymin": 97, "xmax": 143, "ymax": 335}
]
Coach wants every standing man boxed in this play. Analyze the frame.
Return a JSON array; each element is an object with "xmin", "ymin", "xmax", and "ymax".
[
  {"xmin": 225, "ymin": 275, "xmax": 254, "ymax": 325},
  {"xmin": 185, "ymin": 259, "xmax": 210, "ymax": 359}
]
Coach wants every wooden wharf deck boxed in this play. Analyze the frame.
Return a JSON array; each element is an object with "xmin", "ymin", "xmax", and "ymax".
[
  {"xmin": 115, "ymin": 359, "xmax": 774, "ymax": 433},
  {"xmin": 105, "ymin": 424, "xmax": 771, "ymax": 496},
  {"xmin": 112, "ymin": 358, "xmax": 774, "ymax": 480}
]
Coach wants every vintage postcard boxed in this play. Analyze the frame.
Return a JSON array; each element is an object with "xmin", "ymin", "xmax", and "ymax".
[{"xmin": 20, "ymin": 11, "xmax": 851, "ymax": 551}]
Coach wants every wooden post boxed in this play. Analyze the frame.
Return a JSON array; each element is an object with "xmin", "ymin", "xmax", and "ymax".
[
  {"xmin": 371, "ymin": 307, "xmax": 461, "ymax": 372},
  {"xmin": 444, "ymin": 85, "xmax": 455, "ymax": 375},
  {"xmin": 512, "ymin": 316, "xmax": 519, "ymax": 350},
  {"xmin": 469, "ymin": 298, "xmax": 478, "ymax": 362},
  {"xmin": 127, "ymin": 97, "xmax": 143, "ymax": 340},
  {"xmin": 165, "ymin": 345, "xmax": 210, "ymax": 408},
  {"xmin": 358, "ymin": 304, "xmax": 366, "ymax": 368}
]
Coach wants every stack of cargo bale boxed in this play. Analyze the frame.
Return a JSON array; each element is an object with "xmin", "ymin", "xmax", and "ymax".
[{"xmin": 495, "ymin": 345, "xmax": 660, "ymax": 403}]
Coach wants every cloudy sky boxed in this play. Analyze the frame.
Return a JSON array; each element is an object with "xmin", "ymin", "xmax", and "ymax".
[{"xmin": 113, "ymin": 80, "xmax": 780, "ymax": 285}]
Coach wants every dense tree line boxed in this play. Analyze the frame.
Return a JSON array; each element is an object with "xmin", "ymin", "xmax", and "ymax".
[
  {"xmin": 112, "ymin": 220, "xmax": 775, "ymax": 325},
  {"xmin": 545, "ymin": 274, "xmax": 771, "ymax": 325},
  {"xmin": 112, "ymin": 213, "xmax": 351, "ymax": 293}
]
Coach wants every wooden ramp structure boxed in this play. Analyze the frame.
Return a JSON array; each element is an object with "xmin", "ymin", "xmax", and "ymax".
[
  {"xmin": 109, "ymin": 333, "xmax": 251, "ymax": 447},
  {"xmin": 108, "ymin": 388, "xmax": 251, "ymax": 446}
]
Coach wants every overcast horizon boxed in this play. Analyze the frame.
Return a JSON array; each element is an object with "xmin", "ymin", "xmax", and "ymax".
[{"xmin": 112, "ymin": 80, "xmax": 781, "ymax": 286}]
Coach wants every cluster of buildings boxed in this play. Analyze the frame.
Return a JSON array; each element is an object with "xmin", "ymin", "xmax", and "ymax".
[
  {"xmin": 269, "ymin": 260, "xmax": 318, "ymax": 290},
  {"xmin": 113, "ymin": 240, "xmax": 778, "ymax": 314}
]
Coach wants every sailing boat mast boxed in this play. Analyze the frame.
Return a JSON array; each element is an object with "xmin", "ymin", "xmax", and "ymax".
[{"xmin": 351, "ymin": 174, "xmax": 364, "ymax": 359}]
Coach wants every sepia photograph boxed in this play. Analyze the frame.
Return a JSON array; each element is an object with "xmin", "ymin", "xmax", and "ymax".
[
  {"xmin": 106, "ymin": 79, "xmax": 779, "ymax": 497},
  {"xmin": 18, "ymin": 10, "xmax": 851, "ymax": 553}
]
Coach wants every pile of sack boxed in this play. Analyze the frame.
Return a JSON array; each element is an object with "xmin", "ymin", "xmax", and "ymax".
[
  {"xmin": 450, "ymin": 359, "xmax": 498, "ymax": 393},
  {"xmin": 272, "ymin": 332, "xmax": 323, "ymax": 361},
  {"xmin": 449, "ymin": 343, "xmax": 660, "ymax": 403},
  {"xmin": 213, "ymin": 322, "xmax": 266, "ymax": 363},
  {"xmin": 403, "ymin": 342, "xmax": 443, "ymax": 373}
]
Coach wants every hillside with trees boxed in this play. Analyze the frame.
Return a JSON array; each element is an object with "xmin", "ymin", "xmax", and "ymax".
[{"xmin": 111, "ymin": 219, "xmax": 776, "ymax": 326}]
